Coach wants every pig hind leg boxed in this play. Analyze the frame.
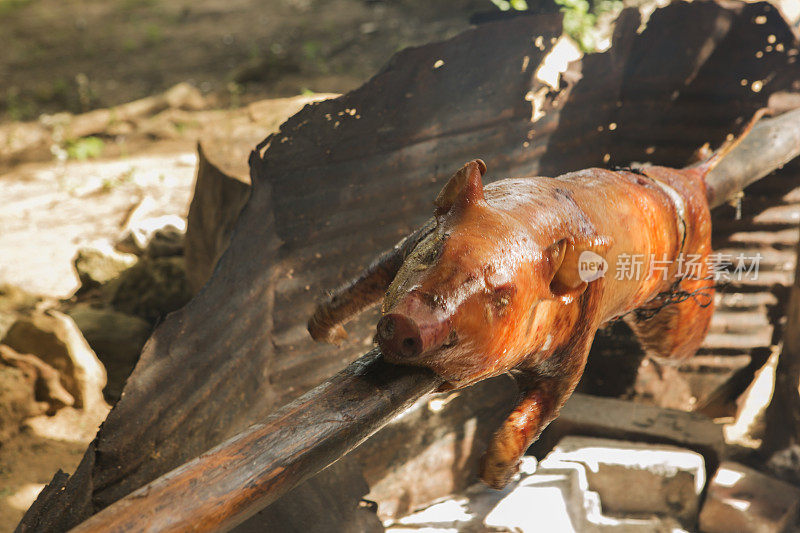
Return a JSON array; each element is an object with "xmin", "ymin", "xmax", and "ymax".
[{"xmin": 624, "ymin": 276, "xmax": 715, "ymax": 363}]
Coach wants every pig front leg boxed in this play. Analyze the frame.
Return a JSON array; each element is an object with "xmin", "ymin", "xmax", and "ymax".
[
  {"xmin": 308, "ymin": 218, "xmax": 436, "ymax": 344},
  {"xmin": 480, "ymin": 334, "xmax": 595, "ymax": 489},
  {"xmin": 479, "ymin": 373, "xmax": 574, "ymax": 489}
]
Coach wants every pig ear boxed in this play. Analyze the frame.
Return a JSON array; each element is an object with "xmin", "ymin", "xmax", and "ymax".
[
  {"xmin": 547, "ymin": 235, "xmax": 612, "ymax": 303},
  {"xmin": 434, "ymin": 159, "xmax": 487, "ymax": 215}
]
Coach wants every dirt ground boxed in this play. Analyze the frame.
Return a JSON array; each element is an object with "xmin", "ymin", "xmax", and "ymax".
[
  {"xmin": 0, "ymin": 406, "xmax": 109, "ymax": 530},
  {"xmin": 1, "ymin": 0, "xmax": 487, "ymax": 122},
  {"xmin": 0, "ymin": 144, "xmax": 198, "ymax": 296}
]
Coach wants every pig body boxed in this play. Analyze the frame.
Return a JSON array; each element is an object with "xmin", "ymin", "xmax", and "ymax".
[
  {"xmin": 309, "ymin": 150, "xmax": 725, "ymax": 488},
  {"xmin": 378, "ymin": 165, "xmax": 713, "ymax": 387}
]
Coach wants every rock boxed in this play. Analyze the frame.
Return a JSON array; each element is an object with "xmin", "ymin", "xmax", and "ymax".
[
  {"xmin": 698, "ymin": 461, "xmax": 800, "ymax": 533},
  {"xmin": 532, "ymin": 393, "xmax": 726, "ymax": 473},
  {"xmin": 144, "ymin": 225, "xmax": 184, "ymax": 258},
  {"xmin": 0, "ymin": 83, "xmax": 206, "ymax": 168},
  {"xmin": 0, "ymin": 283, "xmax": 41, "ymax": 340},
  {"xmin": 137, "ymin": 109, "xmax": 200, "ymax": 141},
  {"xmin": 2, "ymin": 310, "xmax": 107, "ymax": 410},
  {"xmin": 633, "ymin": 359, "xmax": 696, "ymax": 411},
  {"xmin": 64, "ymin": 83, "xmax": 206, "ymax": 141},
  {"xmin": 0, "ymin": 364, "xmax": 40, "ymax": 441},
  {"xmin": 684, "ymin": 354, "xmax": 754, "ymax": 418},
  {"xmin": 65, "ymin": 305, "xmax": 151, "ymax": 402},
  {"xmin": 632, "ymin": 355, "xmax": 753, "ymax": 416},
  {"xmin": 544, "ymin": 436, "xmax": 705, "ymax": 527},
  {"xmin": 184, "ymin": 93, "xmax": 336, "ymax": 292},
  {"xmin": 484, "ymin": 459, "xmax": 592, "ymax": 532},
  {"xmin": 487, "ymin": 458, "xmax": 688, "ymax": 533},
  {"xmin": 116, "ymin": 196, "xmax": 186, "ymax": 256},
  {"xmin": 46, "ymin": 311, "xmax": 107, "ymax": 411},
  {"xmin": 73, "ymin": 243, "xmax": 137, "ymax": 290},
  {"xmin": 110, "ymin": 256, "xmax": 192, "ymax": 323},
  {"xmin": 163, "ymin": 82, "xmax": 206, "ymax": 111},
  {"xmin": 24, "ymin": 403, "xmax": 110, "ymax": 444},
  {"xmin": 0, "ymin": 345, "xmax": 75, "ymax": 410}
]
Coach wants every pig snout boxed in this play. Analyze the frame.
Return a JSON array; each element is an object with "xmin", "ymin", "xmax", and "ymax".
[{"xmin": 377, "ymin": 293, "xmax": 451, "ymax": 361}]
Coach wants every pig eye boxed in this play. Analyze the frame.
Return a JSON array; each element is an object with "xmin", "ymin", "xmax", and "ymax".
[
  {"xmin": 419, "ymin": 245, "xmax": 441, "ymax": 265},
  {"xmin": 410, "ymin": 233, "xmax": 444, "ymax": 269}
]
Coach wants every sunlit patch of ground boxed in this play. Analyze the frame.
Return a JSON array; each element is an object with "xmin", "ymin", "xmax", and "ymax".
[
  {"xmin": 0, "ymin": 405, "xmax": 109, "ymax": 529},
  {"xmin": 0, "ymin": 146, "xmax": 197, "ymax": 297}
]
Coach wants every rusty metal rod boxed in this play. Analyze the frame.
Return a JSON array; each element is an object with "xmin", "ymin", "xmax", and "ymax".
[
  {"xmin": 69, "ymin": 107, "xmax": 800, "ymax": 533},
  {"xmin": 70, "ymin": 349, "xmax": 441, "ymax": 533}
]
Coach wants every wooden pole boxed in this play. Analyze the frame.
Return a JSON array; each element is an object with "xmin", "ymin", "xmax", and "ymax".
[
  {"xmin": 706, "ymin": 108, "xmax": 800, "ymax": 209},
  {"xmin": 70, "ymin": 349, "xmax": 441, "ymax": 533}
]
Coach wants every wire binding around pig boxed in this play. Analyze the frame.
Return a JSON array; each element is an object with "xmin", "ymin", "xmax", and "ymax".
[{"xmin": 308, "ymin": 109, "xmax": 766, "ymax": 489}]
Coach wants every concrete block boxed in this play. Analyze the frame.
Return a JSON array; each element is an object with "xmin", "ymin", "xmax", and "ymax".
[
  {"xmin": 544, "ymin": 436, "xmax": 705, "ymax": 526},
  {"xmin": 483, "ymin": 459, "xmax": 588, "ymax": 532},
  {"xmin": 699, "ymin": 461, "xmax": 800, "ymax": 533},
  {"xmin": 388, "ymin": 456, "xmax": 689, "ymax": 533},
  {"xmin": 533, "ymin": 393, "xmax": 725, "ymax": 473}
]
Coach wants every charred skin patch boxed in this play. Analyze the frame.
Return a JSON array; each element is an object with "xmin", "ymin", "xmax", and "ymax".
[{"xmin": 382, "ymin": 231, "xmax": 446, "ymax": 314}]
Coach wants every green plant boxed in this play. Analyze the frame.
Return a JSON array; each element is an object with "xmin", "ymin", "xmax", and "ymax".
[
  {"xmin": 65, "ymin": 136, "xmax": 105, "ymax": 160},
  {"xmin": 144, "ymin": 23, "xmax": 163, "ymax": 46},
  {"xmin": 122, "ymin": 38, "xmax": 138, "ymax": 52},
  {"xmin": 487, "ymin": 0, "xmax": 621, "ymax": 53},
  {"xmin": 101, "ymin": 167, "xmax": 136, "ymax": 191},
  {"xmin": 556, "ymin": 0, "xmax": 621, "ymax": 52},
  {"xmin": 0, "ymin": 0, "xmax": 30, "ymax": 15},
  {"xmin": 4, "ymin": 86, "xmax": 36, "ymax": 121},
  {"xmin": 489, "ymin": 0, "xmax": 528, "ymax": 10}
]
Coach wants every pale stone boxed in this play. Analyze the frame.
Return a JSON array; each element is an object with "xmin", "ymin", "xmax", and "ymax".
[
  {"xmin": 73, "ymin": 242, "xmax": 137, "ymax": 289},
  {"xmin": 2, "ymin": 310, "xmax": 107, "ymax": 410}
]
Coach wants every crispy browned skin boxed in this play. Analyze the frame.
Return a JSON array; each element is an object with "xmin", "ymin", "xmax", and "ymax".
[{"xmin": 308, "ymin": 116, "xmax": 768, "ymax": 487}]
